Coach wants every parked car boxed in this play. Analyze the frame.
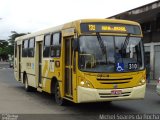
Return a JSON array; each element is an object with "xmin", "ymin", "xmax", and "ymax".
[
  {"xmin": 9, "ymin": 60, "xmax": 13, "ymax": 68},
  {"xmin": 156, "ymin": 78, "xmax": 160, "ymax": 95}
]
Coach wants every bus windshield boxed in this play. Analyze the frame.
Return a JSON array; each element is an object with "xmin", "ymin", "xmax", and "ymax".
[{"xmin": 78, "ymin": 35, "xmax": 144, "ymax": 73}]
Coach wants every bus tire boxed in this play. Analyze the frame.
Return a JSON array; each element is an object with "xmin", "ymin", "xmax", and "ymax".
[
  {"xmin": 24, "ymin": 74, "xmax": 33, "ymax": 92},
  {"xmin": 55, "ymin": 81, "xmax": 65, "ymax": 105}
]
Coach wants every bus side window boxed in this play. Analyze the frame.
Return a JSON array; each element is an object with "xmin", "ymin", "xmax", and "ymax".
[
  {"xmin": 50, "ymin": 32, "xmax": 61, "ymax": 57},
  {"xmin": 43, "ymin": 34, "xmax": 51, "ymax": 57},
  {"xmin": 22, "ymin": 40, "xmax": 29, "ymax": 57},
  {"xmin": 28, "ymin": 38, "xmax": 35, "ymax": 57}
]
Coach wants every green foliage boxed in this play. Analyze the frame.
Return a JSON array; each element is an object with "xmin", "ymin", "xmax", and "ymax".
[
  {"xmin": 8, "ymin": 31, "xmax": 27, "ymax": 46},
  {"xmin": 0, "ymin": 31, "xmax": 28, "ymax": 61}
]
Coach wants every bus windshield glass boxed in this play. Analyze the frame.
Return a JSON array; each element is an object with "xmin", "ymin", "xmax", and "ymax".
[{"xmin": 78, "ymin": 35, "xmax": 144, "ymax": 73}]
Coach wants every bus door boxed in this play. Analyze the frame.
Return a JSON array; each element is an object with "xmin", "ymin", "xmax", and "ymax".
[
  {"xmin": 35, "ymin": 35, "xmax": 43, "ymax": 89},
  {"xmin": 64, "ymin": 37, "xmax": 75, "ymax": 97},
  {"xmin": 17, "ymin": 45, "xmax": 21, "ymax": 81},
  {"xmin": 38, "ymin": 42, "xmax": 42, "ymax": 87}
]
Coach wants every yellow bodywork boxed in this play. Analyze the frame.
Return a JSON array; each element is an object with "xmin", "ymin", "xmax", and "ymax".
[{"xmin": 14, "ymin": 19, "xmax": 145, "ymax": 103}]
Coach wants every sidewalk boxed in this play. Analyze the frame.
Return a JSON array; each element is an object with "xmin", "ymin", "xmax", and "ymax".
[{"xmin": 147, "ymin": 80, "xmax": 157, "ymax": 86}]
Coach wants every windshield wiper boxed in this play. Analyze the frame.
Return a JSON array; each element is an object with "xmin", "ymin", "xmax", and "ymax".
[
  {"xmin": 96, "ymin": 32, "xmax": 108, "ymax": 63},
  {"xmin": 96, "ymin": 32, "xmax": 106, "ymax": 55},
  {"xmin": 121, "ymin": 33, "xmax": 131, "ymax": 57},
  {"xmin": 121, "ymin": 33, "xmax": 131, "ymax": 50}
]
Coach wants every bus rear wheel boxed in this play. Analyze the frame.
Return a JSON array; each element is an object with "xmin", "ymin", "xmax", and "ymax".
[
  {"xmin": 55, "ymin": 82, "xmax": 65, "ymax": 105},
  {"xmin": 24, "ymin": 74, "xmax": 33, "ymax": 92}
]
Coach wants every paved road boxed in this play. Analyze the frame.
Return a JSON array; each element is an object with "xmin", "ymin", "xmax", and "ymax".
[
  {"xmin": 0, "ymin": 62, "xmax": 160, "ymax": 120},
  {"xmin": 0, "ymin": 62, "xmax": 11, "ymax": 69}
]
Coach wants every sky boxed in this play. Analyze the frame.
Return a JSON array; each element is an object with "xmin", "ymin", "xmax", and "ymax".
[{"xmin": 0, "ymin": 0, "xmax": 158, "ymax": 40}]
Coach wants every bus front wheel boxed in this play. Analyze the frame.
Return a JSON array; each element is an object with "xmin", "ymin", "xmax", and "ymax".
[{"xmin": 55, "ymin": 82, "xmax": 65, "ymax": 105}]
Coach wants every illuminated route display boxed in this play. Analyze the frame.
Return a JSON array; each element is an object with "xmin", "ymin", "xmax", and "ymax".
[{"xmin": 80, "ymin": 23, "xmax": 141, "ymax": 35}]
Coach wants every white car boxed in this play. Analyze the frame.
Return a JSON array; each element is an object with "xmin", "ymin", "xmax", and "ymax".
[{"xmin": 156, "ymin": 78, "xmax": 160, "ymax": 95}]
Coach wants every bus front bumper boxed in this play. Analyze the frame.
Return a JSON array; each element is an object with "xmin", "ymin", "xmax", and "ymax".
[{"xmin": 77, "ymin": 84, "xmax": 146, "ymax": 103}]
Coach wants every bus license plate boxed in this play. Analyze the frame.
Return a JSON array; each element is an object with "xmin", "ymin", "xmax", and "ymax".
[{"xmin": 111, "ymin": 90, "xmax": 122, "ymax": 95}]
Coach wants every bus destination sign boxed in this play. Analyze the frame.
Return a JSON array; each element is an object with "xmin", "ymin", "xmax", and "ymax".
[
  {"xmin": 88, "ymin": 24, "xmax": 127, "ymax": 32},
  {"xmin": 81, "ymin": 23, "xmax": 141, "ymax": 35}
]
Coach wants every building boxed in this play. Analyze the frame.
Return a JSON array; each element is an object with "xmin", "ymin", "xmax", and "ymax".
[{"xmin": 109, "ymin": 0, "xmax": 160, "ymax": 81}]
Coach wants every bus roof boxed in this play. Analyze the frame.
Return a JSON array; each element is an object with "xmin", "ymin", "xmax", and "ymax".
[{"xmin": 15, "ymin": 18, "xmax": 140, "ymax": 41}]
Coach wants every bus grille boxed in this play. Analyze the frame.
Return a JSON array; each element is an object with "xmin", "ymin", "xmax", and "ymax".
[
  {"xmin": 97, "ymin": 77, "xmax": 132, "ymax": 84},
  {"xmin": 99, "ymin": 92, "xmax": 131, "ymax": 98}
]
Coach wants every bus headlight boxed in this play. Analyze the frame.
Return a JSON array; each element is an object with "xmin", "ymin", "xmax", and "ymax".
[
  {"xmin": 139, "ymin": 79, "xmax": 146, "ymax": 85},
  {"xmin": 138, "ymin": 74, "xmax": 146, "ymax": 85},
  {"xmin": 80, "ymin": 81, "xmax": 85, "ymax": 85},
  {"xmin": 79, "ymin": 77, "xmax": 94, "ymax": 88}
]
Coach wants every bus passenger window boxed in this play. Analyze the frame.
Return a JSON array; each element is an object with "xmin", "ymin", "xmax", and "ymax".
[
  {"xmin": 50, "ymin": 46, "xmax": 56, "ymax": 57},
  {"xmin": 43, "ymin": 34, "xmax": 51, "ymax": 57},
  {"xmin": 28, "ymin": 38, "xmax": 35, "ymax": 57},
  {"xmin": 22, "ymin": 40, "xmax": 28, "ymax": 57},
  {"xmin": 50, "ymin": 32, "xmax": 61, "ymax": 57}
]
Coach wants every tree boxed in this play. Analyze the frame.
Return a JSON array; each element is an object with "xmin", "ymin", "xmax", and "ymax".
[
  {"xmin": 8, "ymin": 31, "xmax": 27, "ymax": 46},
  {"xmin": 0, "ymin": 31, "xmax": 29, "ymax": 61},
  {"xmin": 0, "ymin": 40, "xmax": 9, "ymax": 61},
  {"xmin": 7, "ymin": 31, "xmax": 27, "ymax": 56}
]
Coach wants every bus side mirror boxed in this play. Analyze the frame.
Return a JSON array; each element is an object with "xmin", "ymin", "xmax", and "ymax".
[{"xmin": 72, "ymin": 38, "xmax": 79, "ymax": 51}]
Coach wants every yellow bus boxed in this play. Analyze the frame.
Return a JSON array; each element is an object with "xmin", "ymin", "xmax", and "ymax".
[{"xmin": 14, "ymin": 19, "xmax": 146, "ymax": 105}]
